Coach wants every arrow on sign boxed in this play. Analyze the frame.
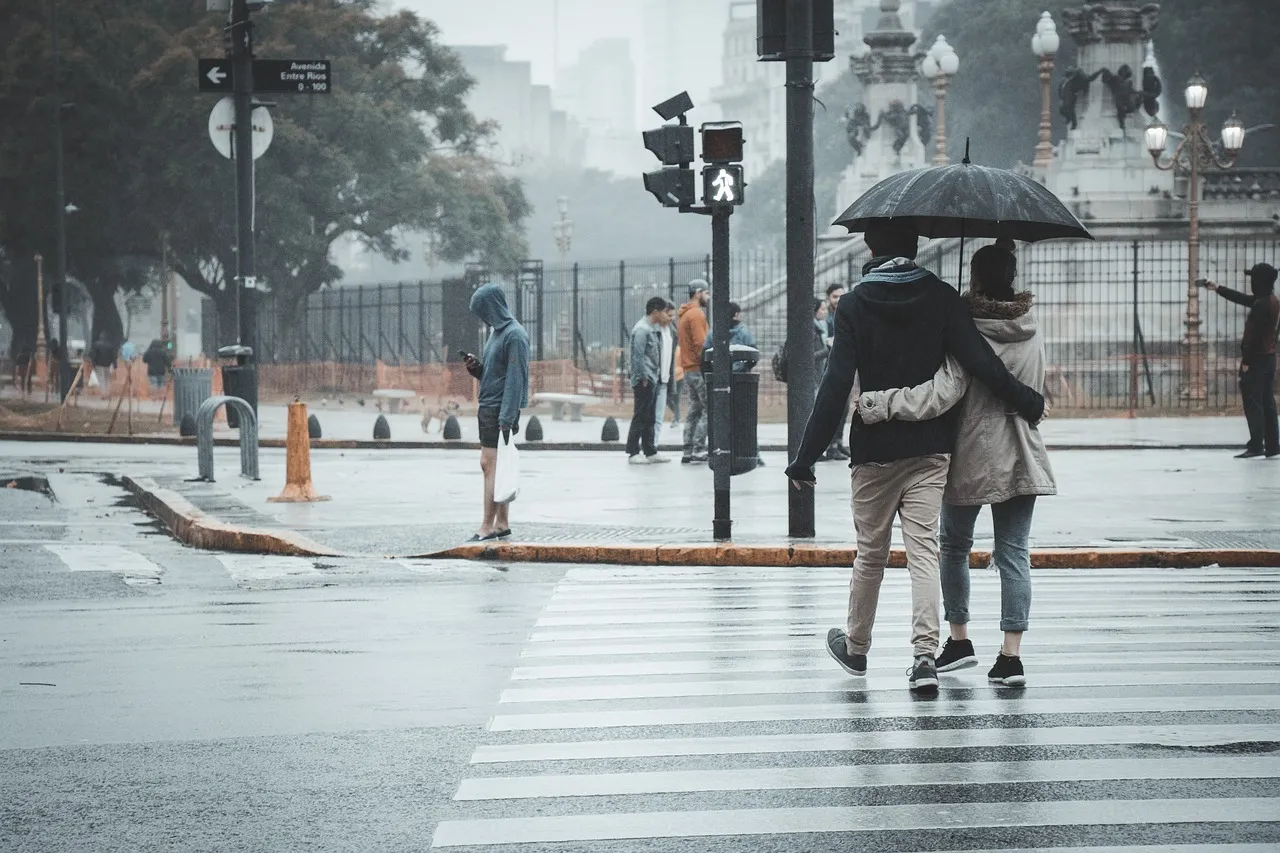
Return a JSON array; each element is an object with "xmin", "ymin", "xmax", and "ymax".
[
  {"xmin": 711, "ymin": 169, "xmax": 736, "ymax": 203},
  {"xmin": 206, "ymin": 65, "xmax": 228, "ymax": 86}
]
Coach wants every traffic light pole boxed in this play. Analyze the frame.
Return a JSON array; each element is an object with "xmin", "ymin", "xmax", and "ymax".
[
  {"xmin": 231, "ymin": 0, "xmax": 256, "ymax": 358},
  {"xmin": 785, "ymin": 0, "xmax": 816, "ymax": 537},
  {"xmin": 709, "ymin": 205, "xmax": 733, "ymax": 541}
]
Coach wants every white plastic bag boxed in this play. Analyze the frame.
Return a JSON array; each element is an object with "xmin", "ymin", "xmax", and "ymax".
[{"xmin": 493, "ymin": 432, "xmax": 521, "ymax": 504}]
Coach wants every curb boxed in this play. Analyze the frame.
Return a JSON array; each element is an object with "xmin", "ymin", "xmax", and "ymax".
[
  {"xmin": 417, "ymin": 542, "xmax": 1280, "ymax": 569},
  {"xmin": 0, "ymin": 430, "xmax": 1242, "ymax": 452},
  {"xmin": 121, "ymin": 475, "xmax": 340, "ymax": 557},
  {"xmin": 119, "ymin": 474, "xmax": 1280, "ymax": 569}
]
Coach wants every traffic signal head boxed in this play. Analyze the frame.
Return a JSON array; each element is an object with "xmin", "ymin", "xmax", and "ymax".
[
  {"xmin": 703, "ymin": 165, "xmax": 745, "ymax": 207},
  {"xmin": 643, "ymin": 124, "xmax": 695, "ymax": 166},
  {"xmin": 700, "ymin": 122, "xmax": 745, "ymax": 164},
  {"xmin": 643, "ymin": 168, "xmax": 696, "ymax": 208}
]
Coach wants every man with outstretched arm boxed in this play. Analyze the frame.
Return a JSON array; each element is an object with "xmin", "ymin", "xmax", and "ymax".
[
  {"xmin": 784, "ymin": 222, "xmax": 1045, "ymax": 693},
  {"xmin": 463, "ymin": 284, "xmax": 530, "ymax": 542}
]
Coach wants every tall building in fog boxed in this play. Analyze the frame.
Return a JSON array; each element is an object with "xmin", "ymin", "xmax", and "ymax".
[
  {"xmin": 556, "ymin": 38, "xmax": 646, "ymax": 176},
  {"xmin": 641, "ymin": 0, "xmax": 732, "ymax": 119}
]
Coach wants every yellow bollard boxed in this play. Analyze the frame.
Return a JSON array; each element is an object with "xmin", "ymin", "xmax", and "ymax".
[{"xmin": 268, "ymin": 400, "xmax": 330, "ymax": 503}]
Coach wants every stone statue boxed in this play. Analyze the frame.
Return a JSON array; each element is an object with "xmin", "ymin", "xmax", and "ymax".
[
  {"xmin": 1141, "ymin": 66, "xmax": 1162, "ymax": 118},
  {"xmin": 1101, "ymin": 64, "xmax": 1145, "ymax": 131},
  {"xmin": 871, "ymin": 101, "xmax": 913, "ymax": 155},
  {"xmin": 909, "ymin": 104, "xmax": 932, "ymax": 150},
  {"xmin": 844, "ymin": 103, "xmax": 873, "ymax": 157},
  {"xmin": 1059, "ymin": 66, "xmax": 1103, "ymax": 131}
]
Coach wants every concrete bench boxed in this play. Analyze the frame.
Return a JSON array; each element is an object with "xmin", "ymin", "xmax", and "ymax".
[
  {"xmin": 532, "ymin": 392, "xmax": 598, "ymax": 422},
  {"xmin": 372, "ymin": 388, "xmax": 415, "ymax": 414}
]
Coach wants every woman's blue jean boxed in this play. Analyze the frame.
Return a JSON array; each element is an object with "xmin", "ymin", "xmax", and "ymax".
[{"xmin": 939, "ymin": 496, "xmax": 1036, "ymax": 632}]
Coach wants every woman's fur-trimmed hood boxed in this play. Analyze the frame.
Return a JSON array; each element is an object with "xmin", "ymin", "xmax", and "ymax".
[{"xmin": 963, "ymin": 290, "xmax": 1037, "ymax": 344}]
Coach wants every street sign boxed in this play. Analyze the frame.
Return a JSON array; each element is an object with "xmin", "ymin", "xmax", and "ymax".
[
  {"xmin": 253, "ymin": 59, "xmax": 331, "ymax": 94},
  {"xmin": 703, "ymin": 165, "xmax": 745, "ymax": 206},
  {"xmin": 198, "ymin": 58, "xmax": 233, "ymax": 93},
  {"xmin": 208, "ymin": 97, "xmax": 274, "ymax": 160}
]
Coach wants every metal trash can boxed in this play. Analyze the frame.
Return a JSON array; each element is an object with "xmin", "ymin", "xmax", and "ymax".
[
  {"xmin": 701, "ymin": 345, "xmax": 760, "ymax": 475},
  {"xmin": 172, "ymin": 367, "xmax": 213, "ymax": 427},
  {"xmin": 217, "ymin": 345, "xmax": 257, "ymax": 429}
]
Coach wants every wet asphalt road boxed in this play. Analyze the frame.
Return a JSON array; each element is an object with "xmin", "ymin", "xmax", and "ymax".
[{"xmin": 2, "ymin": 475, "xmax": 1279, "ymax": 852}]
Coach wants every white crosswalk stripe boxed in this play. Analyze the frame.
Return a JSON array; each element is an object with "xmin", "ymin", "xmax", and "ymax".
[
  {"xmin": 45, "ymin": 544, "xmax": 163, "ymax": 585},
  {"xmin": 433, "ymin": 566, "xmax": 1280, "ymax": 851}
]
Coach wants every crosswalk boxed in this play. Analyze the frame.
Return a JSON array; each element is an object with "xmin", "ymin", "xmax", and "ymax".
[{"xmin": 432, "ymin": 565, "xmax": 1280, "ymax": 851}]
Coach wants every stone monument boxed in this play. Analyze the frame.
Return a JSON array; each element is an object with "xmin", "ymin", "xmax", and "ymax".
[
  {"xmin": 1042, "ymin": 2, "xmax": 1174, "ymax": 223},
  {"xmin": 834, "ymin": 0, "xmax": 930, "ymax": 218}
]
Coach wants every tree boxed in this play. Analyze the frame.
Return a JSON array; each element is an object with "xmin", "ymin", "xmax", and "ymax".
[{"xmin": 0, "ymin": 0, "xmax": 529, "ymax": 359}]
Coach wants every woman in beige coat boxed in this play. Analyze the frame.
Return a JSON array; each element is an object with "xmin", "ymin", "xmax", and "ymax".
[{"xmin": 857, "ymin": 245, "xmax": 1056, "ymax": 686}]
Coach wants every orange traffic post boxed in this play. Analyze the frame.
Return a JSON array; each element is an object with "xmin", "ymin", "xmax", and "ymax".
[{"xmin": 268, "ymin": 399, "xmax": 330, "ymax": 503}]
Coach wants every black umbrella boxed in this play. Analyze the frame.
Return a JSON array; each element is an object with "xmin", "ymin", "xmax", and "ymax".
[{"xmin": 833, "ymin": 143, "xmax": 1092, "ymax": 282}]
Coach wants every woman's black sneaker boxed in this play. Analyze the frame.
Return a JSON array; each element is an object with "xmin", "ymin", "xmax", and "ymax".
[
  {"xmin": 935, "ymin": 638, "xmax": 979, "ymax": 672},
  {"xmin": 908, "ymin": 656, "xmax": 939, "ymax": 692},
  {"xmin": 988, "ymin": 652, "xmax": 1026, "ymax": 686},
  {"xmin": 825, "ymin": 628, "xmax": 867, "ymax": 676}
]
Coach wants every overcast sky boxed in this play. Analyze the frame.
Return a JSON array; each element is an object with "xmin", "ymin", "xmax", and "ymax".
[{"xmin": 389, "ymin": 0, "xmax": 646, "ymax": 87}]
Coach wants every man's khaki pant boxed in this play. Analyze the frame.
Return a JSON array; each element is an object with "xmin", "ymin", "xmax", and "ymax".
[{"xmin": 846, "ymin": 454, "xmax": 950, "ymax": 659}]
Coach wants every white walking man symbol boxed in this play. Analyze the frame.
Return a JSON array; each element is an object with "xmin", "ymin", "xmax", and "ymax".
[{"xmin": 711, "ymin": 168, "xmax": 736, "ymax": 203}]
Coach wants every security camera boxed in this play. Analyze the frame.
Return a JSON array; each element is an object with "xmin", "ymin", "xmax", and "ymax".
[{"xmin": 652, "ymin": 91, "xmax": 694, "ymax": 123}]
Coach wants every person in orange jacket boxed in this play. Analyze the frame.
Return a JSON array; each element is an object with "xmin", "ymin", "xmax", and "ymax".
[{"xmin": 676, "ymin": 280, "xmax": 710, "ymax": 463}]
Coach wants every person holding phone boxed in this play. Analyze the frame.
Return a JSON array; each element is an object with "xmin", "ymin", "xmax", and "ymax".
[
  {"xmin": 464, "ymin": 284, "xmax": 531, "ymax": 540},
  {"xmin": 1202, "ymin": 264, "xmax": 1279, "ymax": 458}
]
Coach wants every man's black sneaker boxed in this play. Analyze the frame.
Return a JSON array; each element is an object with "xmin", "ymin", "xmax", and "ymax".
[
  {"xmin": 1236, "ymin": 449, "xmax": 1264, "ymax": 458},
  {"xmin": 908, "ymin": 656, "xmax": 939, "ymax": 692},
  {"xmin": 825, "ymin": 628, "xmax": 867, "ymax": 676},
  {"xmin": 935, "ymin": 638, "xmax": 979, "ymax": 672},
  {"xmin": 988, "ymin": 652, "xmax": 1026, "ymax": 686}
]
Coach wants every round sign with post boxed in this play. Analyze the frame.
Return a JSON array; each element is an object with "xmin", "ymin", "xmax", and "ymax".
[{"xmin": 207, "ymin": 96, "xmax": 274, "ymax": 160}]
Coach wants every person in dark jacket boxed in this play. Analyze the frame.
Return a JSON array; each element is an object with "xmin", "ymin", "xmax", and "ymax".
[
  {"xmin": 463, "ymin": 284, "xmax": 531, "ymax": 540},
  {"xmin": 784, "ymin": 221, "xmax": 1045, "ymax": 694},
  {"xmin": 825, "ymin": 283, "xmax": 852, "ymax": 460},
  {"xmin": 1206, "ymin": 263, "xmax": 1279, "ymax": 458},
  {"xmin": 627, "ymin": 296, "xmax": 673, "ymax": 464},
  {"xmin": 142, "ymin": 339, "xmax": 172, "ymax": 390}
]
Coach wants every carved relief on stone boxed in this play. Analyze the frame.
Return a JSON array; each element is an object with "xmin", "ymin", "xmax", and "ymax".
[{"xmin": 1061, "ymin": 2, "xmax": 1160, "ymax": 45}]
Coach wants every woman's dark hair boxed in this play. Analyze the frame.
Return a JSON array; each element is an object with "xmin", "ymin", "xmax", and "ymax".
[
  {"xmin": 813, "ymin": 298, "xmax": 824, "ymax": 315},
  {"xmin": 970, "ymin": 245, "xmax": 1018, "ymax": 301}
]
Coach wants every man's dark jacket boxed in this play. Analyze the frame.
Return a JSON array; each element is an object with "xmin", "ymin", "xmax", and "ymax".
[{"xmin": 788, "ymin": 257, "xmax": 1046, "ymax": 474}]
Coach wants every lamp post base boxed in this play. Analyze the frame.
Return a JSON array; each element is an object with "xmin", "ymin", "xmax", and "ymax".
[{"xmin": 1178, "ymin": 336, "xmax": 1208, "ymax": 406}]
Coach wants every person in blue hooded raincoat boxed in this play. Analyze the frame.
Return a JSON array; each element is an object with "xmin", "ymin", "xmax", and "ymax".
[{"xmin": 462, "ymin": 284, "xmax": 530, "ymax": 541}]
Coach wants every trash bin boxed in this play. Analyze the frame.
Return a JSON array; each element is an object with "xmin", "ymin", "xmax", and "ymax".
[
  {"xmin": 701, "ymin": 345, "xmax": 760, "ymax": 475},
  {"xmin": 217, "ymin": 345, "xmax": 257, "ymax": 429},
  {"xmin": 172, "ymin": 367, "xmax": 213, "ymax": 427}
]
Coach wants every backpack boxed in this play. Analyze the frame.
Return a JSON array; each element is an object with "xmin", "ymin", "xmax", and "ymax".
[{"xmin": 771, "ymin": 343, "xmax": 788, "ymax": 383}]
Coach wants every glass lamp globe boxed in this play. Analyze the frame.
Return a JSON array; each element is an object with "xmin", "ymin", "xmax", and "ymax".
[
  {"xmin": 1221, "ymin": 113, "xmax": 1245, "ymax": 152},
  {"xmin": 1145, "ymin": 120, "xmax": 1169, "ymax": 156},
  {"xmin": 1184, "ymin": 74, "xmax": 1208, "ymax": 110},
  {"xmin": 922, "ymin": 55, "xmax": 939, "ymax": 79},
  {"xmin": 939, "ymin": 46, "xmax": 959, "ymax": 76}
]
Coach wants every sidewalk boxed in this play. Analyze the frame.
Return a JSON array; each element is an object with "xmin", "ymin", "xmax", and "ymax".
[{"xmin": 67, "ymin": 439, "xmax": 1280, "ymax": 565}]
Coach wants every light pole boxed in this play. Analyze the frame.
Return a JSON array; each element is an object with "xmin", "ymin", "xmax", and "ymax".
[
  {"xmin": 552, "ymin": 195, "xmax": 573, "ymax": 263},
  {"xmin": 1145, "ymin": 74, "xmax": 1245, "ymax": 405},
  {"xmin": 920, "ymin": 35, "xmax": 959, "ymax": 166},
  {"xmin": 1031, "ymin": 11, "xmax": 1060, "ymax": 171},
  {"xmin": 34, "ymin": 253, "xmax": 47, "ymax": 390}
]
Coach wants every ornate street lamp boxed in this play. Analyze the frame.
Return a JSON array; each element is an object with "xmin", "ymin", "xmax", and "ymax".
[
  {"xmin": 34, "ymin": 253, "xmax": 47, "ymax": 393},
  {"xmin": 1030, "ymin": 11, "xmax": 1060, "ymax": 171},
  {"xmin": 552, "ymin": 195, "xmax": 573, "ymax": 263},
  {"xmin": 921, "ymin": 35, "xmax": 959, "ymax": 166},
  {"xmin": 1145, "ymin": 74, "xmax": 1245, "ymax": 404}
]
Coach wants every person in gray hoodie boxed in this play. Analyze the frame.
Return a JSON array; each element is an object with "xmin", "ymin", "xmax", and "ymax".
[
  {"xmin": 857, "ymin": 245, "xmax": 1056, "ymax": 686},
  {"xmin": 627, "ymin": 296, "xmax": 673, "ymax": 464},
  {"xmin": 463, "ymin": 284, "xmax": 531, "ymax": 540}
]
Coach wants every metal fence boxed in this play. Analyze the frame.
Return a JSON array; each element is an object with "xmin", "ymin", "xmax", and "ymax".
[{"xmin": 246, "ymin": 237, "xmax": 1279, "ymax": 413}]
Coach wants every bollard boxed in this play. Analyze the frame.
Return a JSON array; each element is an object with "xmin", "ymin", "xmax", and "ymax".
[
  {"xmin": 307, "ymin": 414, "xmax": 322, "ymax": 439},
  {"xmin": 373, "ymin": 414, "xmax": 391, "ymax": 440},
  {"xmin": 179, "ymin": 413, "xmax": 197, "ymax": 437},
  {"xmin": 601, "ymin": 416, "xmax": 619, "ymax": 442},
  {"xmin": 269, "ymin": 401, "xmax": 330, "ymax": 503},
  {"xmin": 525, "ymin": 415, "xmax": 544, "ymax": 442},
  {"xmin": 442, "ymin": 415, "xmax": 461, "ymax": 440}
]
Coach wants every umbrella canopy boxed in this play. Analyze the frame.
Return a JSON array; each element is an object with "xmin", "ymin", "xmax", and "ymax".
[{"xmin": 833, "ymin": 159, "xmax": 1093, "ymax": 243}]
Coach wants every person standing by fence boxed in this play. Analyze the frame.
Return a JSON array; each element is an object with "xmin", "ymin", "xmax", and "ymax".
[
  {"xmin": 627, "ymin": 296, "xmax": 673, "ymax": 465},
  {"xmin": 652, "ymin": 300, "xmax": 677, "ymax": 449},
  {"xmin": 463, "ymin": 284, "xmax": 530, "ymax": 540},
  {"xmin": 825, "ymin": 283, "xmax": 852, "ymax": 461},
  {"xmin": 1205, "ymin": 263, "xmax": 1279, "ymax": 458},
  {"xmin": 677, "ymin": 280, "xmax": 710, "ymax": 464}
]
